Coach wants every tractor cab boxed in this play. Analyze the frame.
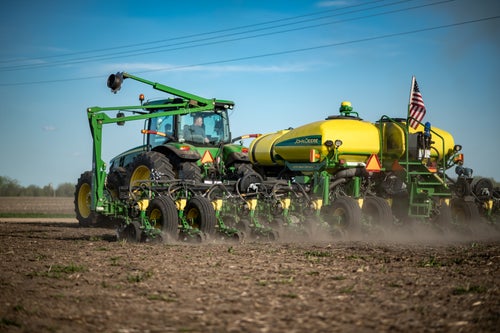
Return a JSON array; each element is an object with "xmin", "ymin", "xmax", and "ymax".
[{"xmin": 147, "ymin": 108, "xmax": 232, "ymax": 148}]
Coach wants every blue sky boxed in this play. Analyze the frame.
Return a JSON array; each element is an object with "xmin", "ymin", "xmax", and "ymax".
[{"xmin": 0, "ymin": 0, "xmax": 499, "ymax": 187}]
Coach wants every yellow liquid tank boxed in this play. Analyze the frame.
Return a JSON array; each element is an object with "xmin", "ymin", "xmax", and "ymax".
[{"xmin": 380, "ymin": 120, "xmax": 455, "ymax": 166}]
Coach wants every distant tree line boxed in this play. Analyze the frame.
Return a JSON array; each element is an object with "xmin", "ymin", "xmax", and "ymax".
[
  {"xmin": 0, "ymin": 174, "xmax": 497, "ymax": 198},
  {"xmin": 0, "ymin": 176, "xmax": 74, "ymax": 197}
]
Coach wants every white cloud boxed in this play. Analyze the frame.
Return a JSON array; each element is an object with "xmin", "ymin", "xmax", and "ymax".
[
  {"xmin": 42, "ymin": 125, "xmax": 56, "ymax": 131},
  {"xmin": 99, "ymin": 62, "xmax": 313, "ymax": 74},
  {"xmin": 316, "ymin": 1, "xmax": 350, "ymax": 8}
]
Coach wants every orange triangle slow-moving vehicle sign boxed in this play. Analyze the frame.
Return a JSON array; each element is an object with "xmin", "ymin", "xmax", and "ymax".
[
  {"xmin": 365, "ymin": 154, "xmax": 381, "ymax": 172},
  {"xmin": 200, "ymin": 150, "xmax": 214, "ymax": 164}
]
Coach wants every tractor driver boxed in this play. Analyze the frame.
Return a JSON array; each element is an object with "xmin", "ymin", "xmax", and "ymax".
[{"xmin": 185, "ymin": 116, "xmax": 209, "ymax": 143}]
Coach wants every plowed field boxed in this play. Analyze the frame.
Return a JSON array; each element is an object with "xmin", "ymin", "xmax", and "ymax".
[{"xmin": 0, "ymin": 197, "xmax": 499, "ymax": 332}]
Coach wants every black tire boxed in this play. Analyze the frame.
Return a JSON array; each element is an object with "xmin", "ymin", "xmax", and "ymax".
[
  {"xmin": 236, "ymin": 164, "xmax": 264, "ymax": 193},
  {"xmin": 74, "ymin": 171, "xmax": 98, "ymax": 227},
  {"xmin": 235, "ymin": 163, "xmax": 254, "ymax": 176},
  {"xmin": 127, "ymin": 151, "xmax": 175, "ymax": 188},
  {"xmin": 362, "ymin": 196, "xmax": 393, "ymax": 227},
  {"xmin": 106, "ymin": 167, "xmax": 127, "ymax": 198},
  {"xmin": 218, "ymin": 216, "xmax": 246, "ymax": 241},
  {"xmin": 454, "ymin": 178, "xmax": 471, "ymax": 198},
  {"xmin": 270, "ymin": 217, "xmax": 285, "ymax": 234},
  {"xmin": 450, "ymin": 198, "xmax": 480, "ymax": 225},
  {"xmin": 431, "ymin": 200, "xmax": 453, "ymax": 227},
  {"xmin": 225, "ymin": 216, "xmax": 251, "ymax": 237},
  {"xmin": 391, "ymin": 192, "xmax": 412, "ymax": 224},
  {"xmin": 119, "ymin": 221, "xmax": 142, "ymax": 242},
  {"xmin": 178, "ymin": 161, "xmax": 202, "ymax": 183},
  {"xmin": 473, "ymin": 178, "xmax": 494, "ymax": 202},
  {"xmin": 75, "ymin": 171, "xmax": 117, "ymax": 228},
  {"xmin": 147, "ymin": 196, "xmax": 179, "ymax": 239},
  {"xmin": 322, "ymin": 196, "xmax": 362, "ymax": 234},
  {"xmin": 184, "ymin": 196, "xmax": 216, "ymax": 235}
]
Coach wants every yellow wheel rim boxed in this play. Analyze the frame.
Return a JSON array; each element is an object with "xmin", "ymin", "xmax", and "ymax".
[
  {"xmin": 150, "ymin": 208, "xmax": 162, "ymax": 229},
  {"xmin": 186, "ymin": 207, "xmax": 201, "ymax": 229},
  {"xmin": 130, "ymin": 165, "xmax": 150, "ymax": 187},
  {"xmin": 332, "ymin": 207, "xmax": 348, "ymax": 225},
  {"xmin": 333, "ymin": 207, "xmax": 346, "ymax": 217},
  {"xmin": 77, "ymin": 183, "xmax": 91, "ymax": 218}
]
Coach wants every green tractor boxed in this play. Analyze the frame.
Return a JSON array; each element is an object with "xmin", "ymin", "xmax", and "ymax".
[{"xmin": 75, "ymin": 72, "xmax": 260, "ymax": 241}]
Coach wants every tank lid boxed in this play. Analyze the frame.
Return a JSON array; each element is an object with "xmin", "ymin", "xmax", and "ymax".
[
  {"xmin": 325, "ymin": 115, "xmax": 362, "ymax": 120},
  {"xmin": 376, "ymin": 117, "xmax": 406, "ymax": 123}
]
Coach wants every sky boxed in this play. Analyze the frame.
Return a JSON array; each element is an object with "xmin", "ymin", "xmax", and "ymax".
[{"xmin": 0, "ymin": 0, "xmax": 499, "ymax": 187}]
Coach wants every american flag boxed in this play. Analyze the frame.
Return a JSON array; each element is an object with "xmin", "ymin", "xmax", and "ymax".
[{"xmin": 408, "ymin": 78, "xmax": 426, "ymax": 129}]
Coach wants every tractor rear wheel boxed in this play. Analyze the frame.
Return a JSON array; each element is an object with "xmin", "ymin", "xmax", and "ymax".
[
  {"xmin": 75, "ymin": 171, "xmax": 98, "ymax": 227},
  {"xmin": 106, "ymin": 167, "xmax": 127, "ymax": 198},
  {"xmin": 179, "ymin": 161, "xmax": 202, "ymax": 183},
  {"xmin": 127, "ymin": 151, "xmax": 175, "ymax": 189},
  {"xmin": 184, "ymin": 196, "xmax": 216, "ymax": 235},
  {"xmin": 147, "ymin": 196, "xmax": 179, "ymax": 240}
]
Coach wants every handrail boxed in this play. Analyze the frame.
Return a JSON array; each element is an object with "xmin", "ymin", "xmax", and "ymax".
[{"xmin": 377, "ymin": 115, "xmax": 447, "ymax": 181}]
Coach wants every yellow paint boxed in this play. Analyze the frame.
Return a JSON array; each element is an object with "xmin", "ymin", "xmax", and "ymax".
[
  {"xmin": 250, "ymin": 119, "xmax": 380, "ymax": 166},
  {"xmin": 311, "ymin": 199, "xmax": 323, "ymax": 210},
  {"xmin": 247, "ymin": 198, "xmax": 258, "ymax": 211},
  {"xmin": 212, "ymin": 199, "xmax": 223, "ymax": 211},
  {"xmin": 275, "ymin": 119, "xmax": 379, "ymax": 163},
  {"xmin": 176, "ymin": 198, "xmax": 187, "ymax": 210},
  {"xmin": 137, "ymin": 199, "xmax": 149, "ymax": 211},
  {"xmin": 280, "ymin": 198, "xmax": 291, "ymax": 210},
  {"xmin": 381, "ymin": 121, "xmax": 455, "ymax": 164},
  {"xmin": 248, "ymin": 129, "xmax": 290, "ymax": 165}
]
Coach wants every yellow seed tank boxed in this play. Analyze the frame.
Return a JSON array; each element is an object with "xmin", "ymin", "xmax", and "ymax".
[{"xmin": 249, "ymin": 117, "xmax": 380, "ymax": 166}]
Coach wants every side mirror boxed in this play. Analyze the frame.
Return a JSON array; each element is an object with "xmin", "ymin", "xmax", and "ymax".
[{"xmin": 116, "ymin": 112, "xmax": 125, "ymax": 126}]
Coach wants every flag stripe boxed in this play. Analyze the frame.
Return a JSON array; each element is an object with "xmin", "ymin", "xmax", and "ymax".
[{"xmin": 409, "ymin": 79, "xmax": 426, "ymax": 129}]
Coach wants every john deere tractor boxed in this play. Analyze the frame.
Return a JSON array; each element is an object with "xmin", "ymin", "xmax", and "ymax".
[{"xmin": 75, "ymin": 72, "xmax": 260, "ymax": 241}]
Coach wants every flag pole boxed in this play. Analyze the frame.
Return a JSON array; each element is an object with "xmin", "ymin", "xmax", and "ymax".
[{"xmin": 407, "ymin": 75, "xmax": 416, "ymax": 121}]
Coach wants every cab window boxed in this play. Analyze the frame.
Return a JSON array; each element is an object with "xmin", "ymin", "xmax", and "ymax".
[{"xmin": 149, "ymin": 115, "xmax": 174, "ymax": 148}]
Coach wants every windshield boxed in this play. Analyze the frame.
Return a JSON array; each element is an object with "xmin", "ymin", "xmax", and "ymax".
[{"xmin": 179, "ymin": 111, "xmax": 231, "ymax": 144}]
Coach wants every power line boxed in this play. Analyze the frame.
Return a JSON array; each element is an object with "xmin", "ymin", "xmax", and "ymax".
[
  {"xmin": 0, "ymin": 0, "xmax": 448, "ymax": 72},
  {"xmin": 143, "ymin": 16, "xmax": 500, "ymax": 72},
  {"xmin": 0, "ymin": 0, "xmax": 388, "ymax": 65},
  {"xmin": 1, "ymin": 15, "xmax": 497, "ymax": 87}
]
